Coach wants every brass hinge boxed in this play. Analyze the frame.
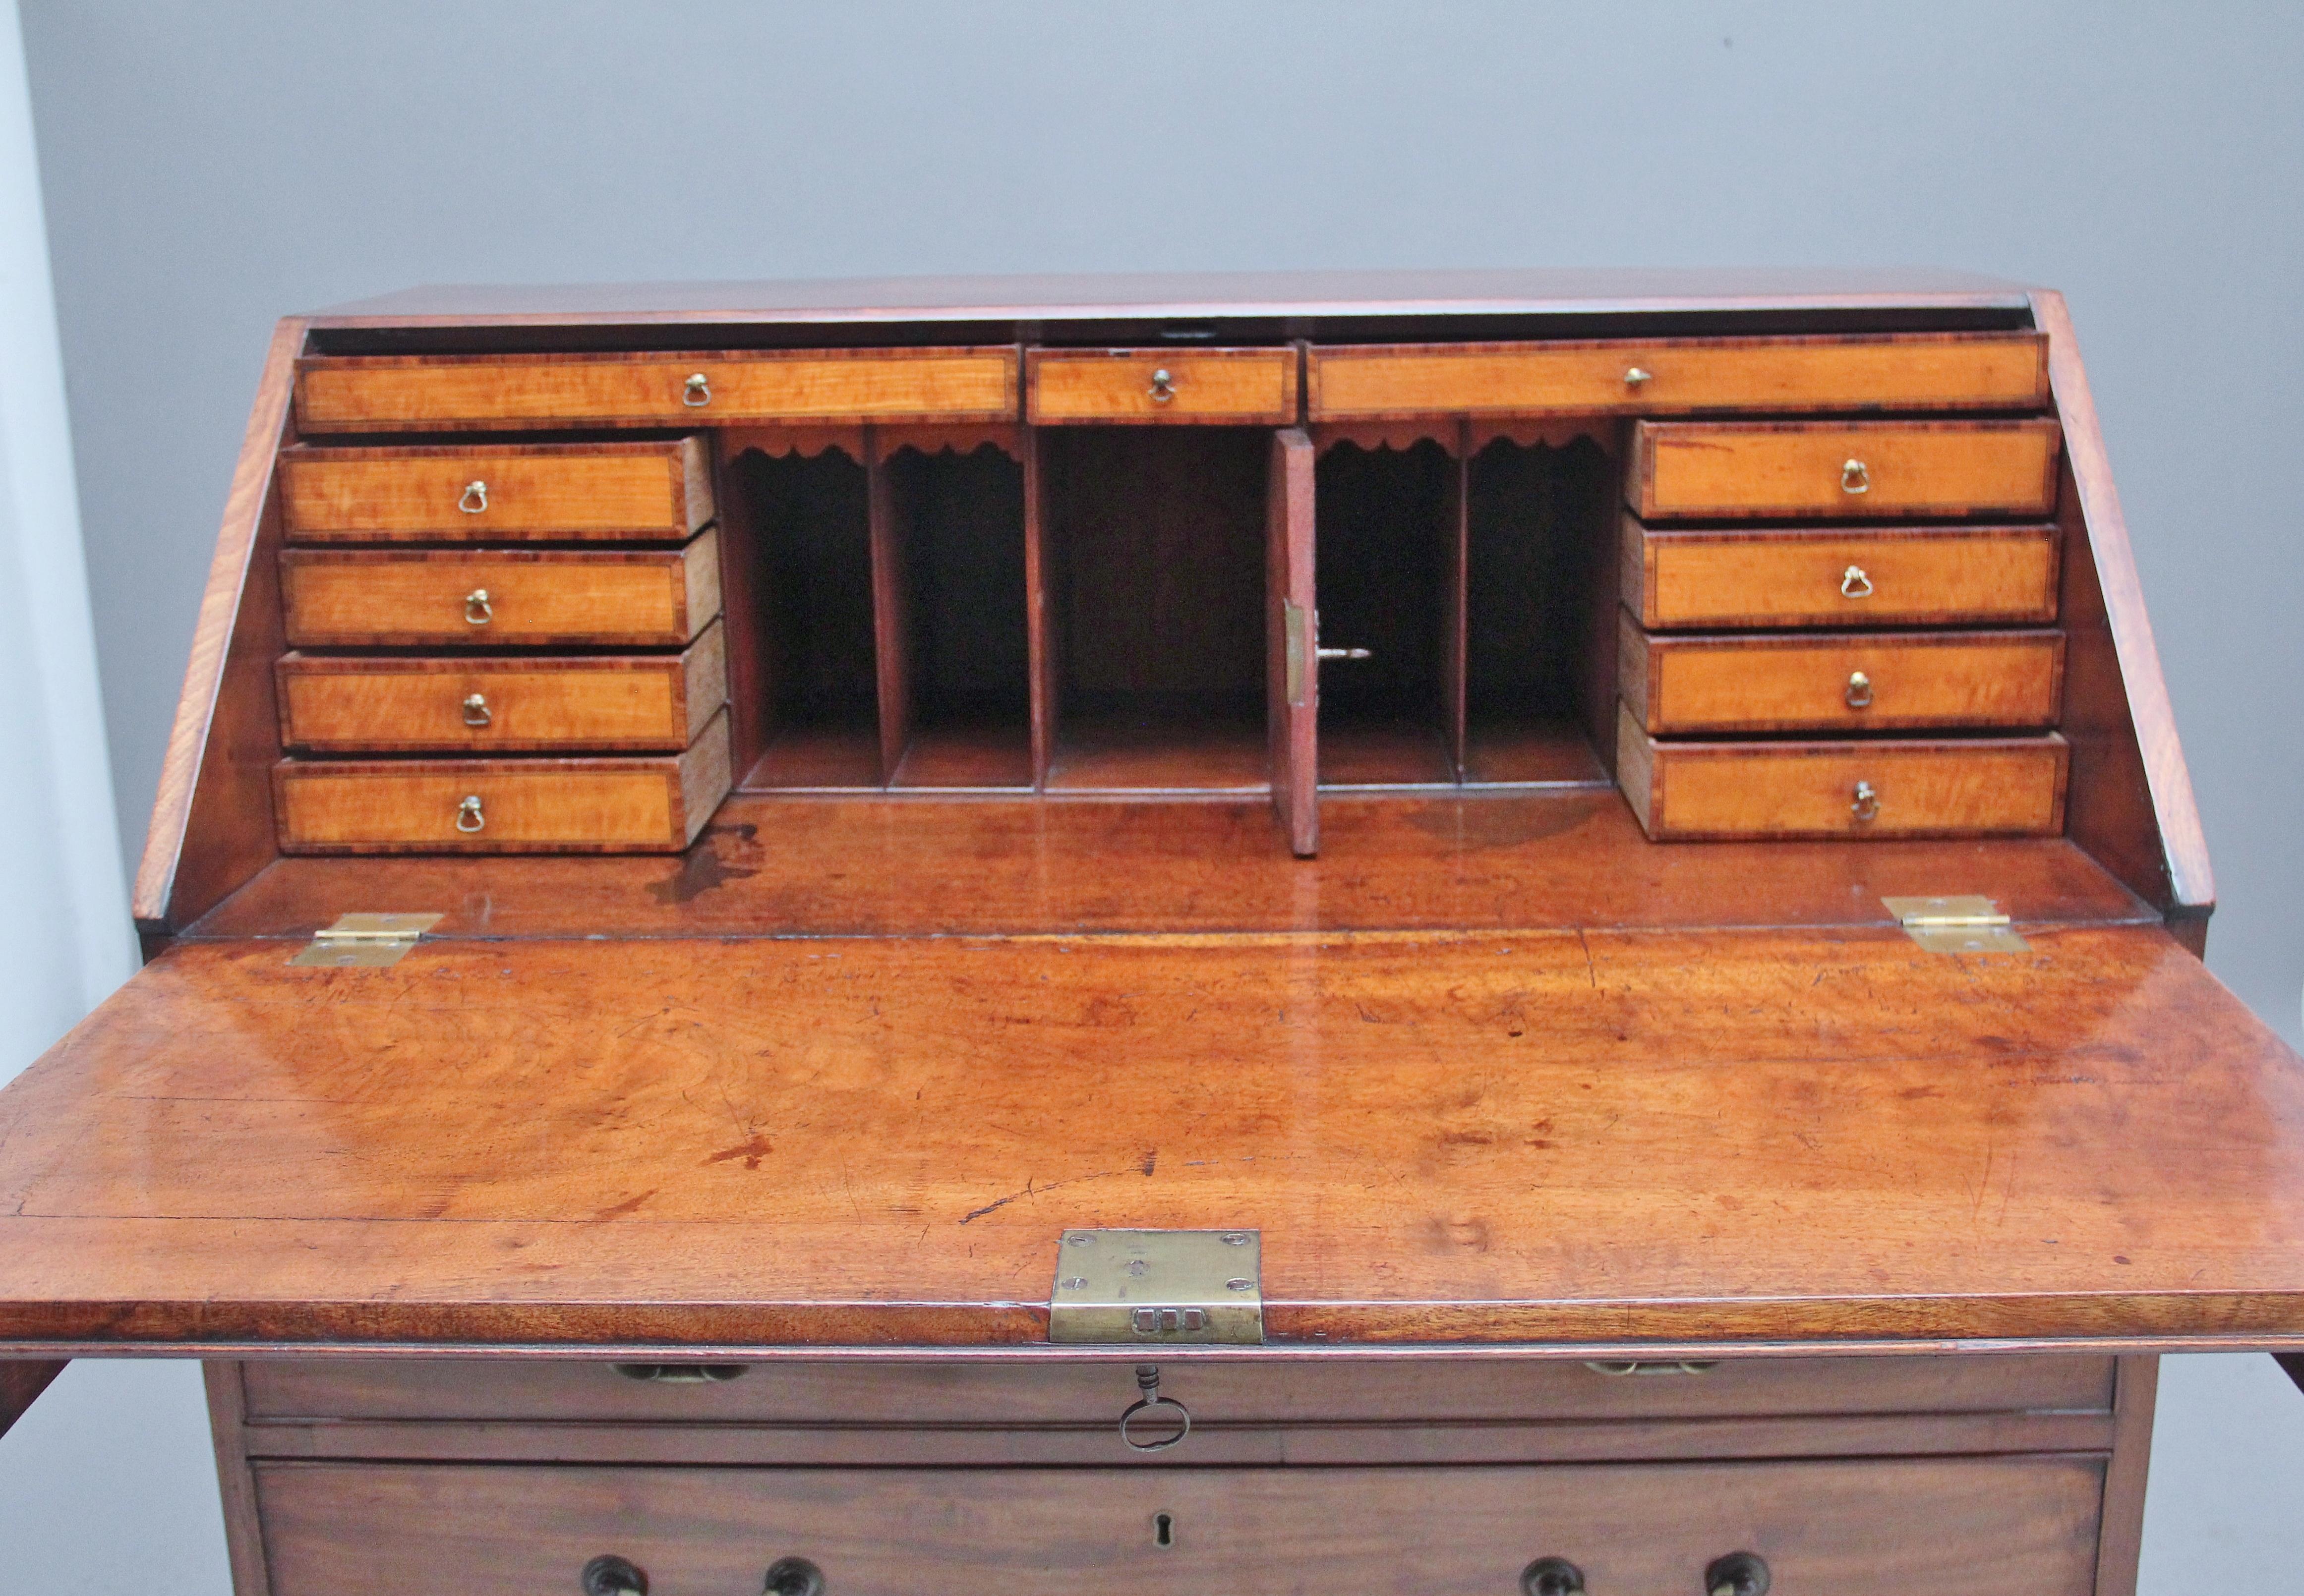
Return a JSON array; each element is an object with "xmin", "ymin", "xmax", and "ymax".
[
  {"xmin": 290, "ymin": 912, "xmax": 444, "ymax": 968},
  {"xmin": 1049, "ymin": 1229, "xmax": 1264, "ymax": 1345},
  {"xmin": 1881, "ymin": 896, "xmax": 2028, "ymax": 954}
]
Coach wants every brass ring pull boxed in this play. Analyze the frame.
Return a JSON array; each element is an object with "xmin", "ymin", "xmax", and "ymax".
[
  {"xmin": 1623, "ymin": 365, "xmax": 1652, "ymax": 388},
  {"xmin": 1851, "ymin": 780, "xmax": 1880, "ymax": 822},
  {"xmin": 1840, "ymin": 564, "xmax": 1874, "ymax": 598},
  {"xmin": 762, "ymin": 1558, "xmax": 826, "ymax": 1596},
  {"xmin": 456, "ymin": 794, "xmax": 485, "ymax": 833},
  {"xmin": 1521, "ymin": 1557, "xmax": 1587, "ymax": 1596},
  {"xmin": 1147, "ymin": 367, "xmax": 1176, "ymax": 404},
  {"xmin": 683, "ymin": 372, "xmax": 712, "ymax": 406},
  {"xmin": 1841, "ymin": 457, "xmax": 1871, "ymax": 494},
  {"xmin": 1844, "ymin": 671, "xmax": 1873, "ymax": 709},
  {"xmin": 462, "ymin": 692, "xmax": 492, "ymax": 728},
  {"xmin": 459, "ymin": 480, "xmax": 488, "ymax": 513},
  {"xmin": 464, "ymin": 588, "xmax": 493, "ymax": 626},
  {"xmin": 1582, "ymin": 1359, "xmax": 1719, "ymax": 1376},
  {"xmin": 1119, "ymin": 1363, "xmax": 1191, "ymax": 1452},
  {"xmin": 582, "ymin": 1554, "xmax": 649, "ymax": 1596},
  {"xmin": 1707, "ymin": 1551, "xmax": 1772, "ymax": 1596}
]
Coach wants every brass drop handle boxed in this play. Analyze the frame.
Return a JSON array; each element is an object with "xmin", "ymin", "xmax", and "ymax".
[
  {"xmin": 612, "ymin": 1363, "xmax": 748, "ymax": 1383},
  {"xmin": 464, "ymin": 588, "xmax": 493, "ymax": 626},
  {"xmin": 1844, "ymin": 671, "xmax": 1873, "ymax": 709},
  {"xmin": 1119, "ymin": 1363, "xmax": 1192, "ymax": 1452},
  {"xmin": 1840, "ymin": 564, "xmax": 1874, "ymax": 598},
  {"xmin": 1841, "ymin": 457, "xmax": 1871, "ymax": 495},
  {"xmin": 456, "ymin": 794, "xmax": 485, "ymax": 833},
  {"xmin": 1706, "ymin": 1551, "xmax": 1771, "ymax": 1596},
  {"xmin": 763, "ymin": 1558, "xmax": 826, "ymax": 1596},
  {"xmin": 1623, "ymin": 365, "xmax": 1653, "ymax": 388},
  {"xmin": 1147, "ymin": 367, "xmax": 1176, "ymax": 404},
  {"xmin": 458, "ymin": 479, "xmax": 488, "ymax": 513},
  {"xmin": 462, "ymin": 692, "xmax": 492, "ymax": 728},
  {"xmin": 581, "ymin": 1555, "xmax": 648, "ymax": 1596},
  {"xmin": 1583, "ymin": 1359, "xmax": 1719, "ymax": 1376},
  {"xmin": 683, "ymin": 372, "xmax": 712, "ymax": 406},
  {"xmin": 1851, "ymin": 780, "xmax": 1880, "ymax": 822},
  {"xmin": 1521, "ymin": 1557, "xmax": 1587, "ymax": 1596}
]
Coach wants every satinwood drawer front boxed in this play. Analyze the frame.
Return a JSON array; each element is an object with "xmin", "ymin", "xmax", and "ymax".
[
  {"xmin": 255, "ymin": 1458, "xmax": 2103, "ymax": 1596},
  {"xmin": 1026, "ymin": 347, "xmax": 1299, "ymax": 423},
  {"xmin": 1629, "ymin": 420, "xmax": 2063, "ymax": 520},
  {"xmin": 280, "ymin": 439, "xmax": 714, "ymax": 543},
  {"xmin": 281, "ymin": 531, "xmax": 721, "ymax": 648},
  {"xmin": 1623, "ymin": 519, "xmax": 2062, "ymax": 629},
  {"xmin": 276, "ymin": 623, "xmax": 726, "ymax": 754},
  {"xmin": 1309, "ymin": 332, "xmax": 2049, "ymax": 419},
  {"xmin": 1620, "ymin": 618, "xmax": 2065, "ymax": 735},
  {"xmin": 295, "ymin": 347, "xmax": 1019, "ymax": 432},
  {"xmin": 274, "ymin": 709, "xmax": 729, "ymax": 853},
  {"xmin": 239, "ymin": 1352, "xmax": 2113, "ymax": 1427},
  {"xmin": 1618, "ymin": 706, "xmax": 2069, "ymax": 840}
]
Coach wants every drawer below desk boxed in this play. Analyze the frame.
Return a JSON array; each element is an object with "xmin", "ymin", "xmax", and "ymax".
[{"xmin": 254, "ymin": 1457, "xmax": 2104, "ymax": 1596}]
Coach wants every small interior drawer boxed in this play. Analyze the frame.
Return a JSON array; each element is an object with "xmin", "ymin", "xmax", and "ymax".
[
  {"xmin": 1618, "ymin": 706, "xmax": 2069, "ymax": 839},
  {"xmin": 276, "ymin": 623, "xmax": 726, "ymax": 754},
  {"xmin": 294, "ymin": 347, "xmax": 1020, "ymax": 431},
  {"xmin": 280, "ymin": 531, "xmax": 721, "ymax": 648},
  {"xmin": 273, "ymin": 709, "xmax": 730, "ymax": 853},
  {"xmin": 1309, "ymin": 332, "xmax": 2050, "ymax": 419},
  {"xmin": 1026, "ymin": 347, "xmax": 1299, "ymax": 423},
  {"xmin": 280, "ymin": 439, "xmax": 714, "ymax": 543},
  {"xmin": 239, "ymin": 1352, "xmax": 2113, "ymax": 1427},
  {"xmin": 1623, "ymin": 519, "xmax": 2061, "ymax": 629},
  {"xmin": 1628, "ymin": 419, "xmax": 2063, "ymax": 520},
  {"xmin": 1619, "ymin": 617, "xmax": 2065, "ymax": 735},
  {"xmin": 255, "ymin": 1457, "xmax": 2104, "ymax": 1596}
]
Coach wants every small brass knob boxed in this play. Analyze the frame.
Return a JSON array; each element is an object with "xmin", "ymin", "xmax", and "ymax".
[
  {"xmin": 1844, "ymin": 671, "xmax": 1872, "ymax": 709},
  {"xmin": 456, "ymin": 794, "xmax": 485, "ymax": 833},
  {"xmin": 1851, "ymin": 780, "xmax": 1880, "ymax": 822},
  {"xmin": 683, "ymin": 372, "xmax": 712, "ymax": 406},
  {"xmin": 1706, "ymin": 1552, "xmax": 1772, "ymax": 1596},
  {"xmin": 1623, "ymin": 365, "xmax": 1653, "ymax": 387},
  {"xmin": 1840, "ymin": 564, "xmax": 1874, "ymax": 598},
  {"xmin": 1841, "ymin": 457, "xmax": 1871, "ymax": 494},
  {"xmin": 763, "ymin": 1558, "xmax": 826, "ymax": 1596},
  {"xmin": 458, "ymin": 480, "xmax": 488, "ymax": 513},
  {"xmin": 464, "ymin": 588, "xmax": 493, "ymax": 626},
  {"xmin": 1148, "ymin": 367, "xmax": 1176, "ymax": 403},
  {"xmin": 1521, "ymin": 1557, "xmax": 1586, "ymax": 1596},
  {"xmin": 582, "ymin": 1555, "xmax": 647, "ymax": 1596}
]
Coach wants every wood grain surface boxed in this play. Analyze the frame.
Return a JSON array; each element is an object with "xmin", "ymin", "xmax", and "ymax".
[
  {"xmin": 0, "ymin": 921, "xmax": 2299, "ymax": 1349},
  {"xmin": 1268, "ymin": 428, "xmax": 1317, "ymax": 853},
  {"xmin": 1628, "ymin": 420, "xmax": 2063, "ymax": 520},
  {"xmin": 1027, "ymin": 347, "xmax": 1300, "ymax": 423},
  {"xmin": 280, "ymin": 439, "xmax": 713, "ymax": 542},
  {"xmin": 1624, "ymin": 519, "xmax": 2061, "ymax": 629},
  {"xmin": 280, "ymin": 533, "xmax": 721, "ymax": 648},
  {"xmin": 1309, "ymin": 332, "xmax": 2048, "ymax": 419}
]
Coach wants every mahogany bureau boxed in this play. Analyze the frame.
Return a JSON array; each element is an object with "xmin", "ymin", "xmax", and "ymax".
[{"xmin": 1, "ymin": 270, "xmax": 2299, "ymax": 1596}]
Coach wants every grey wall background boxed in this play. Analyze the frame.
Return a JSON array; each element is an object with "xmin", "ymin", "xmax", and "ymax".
[{"xmin": 6, "ymin": 1, "xmax": 2299, "ymax": 1590}]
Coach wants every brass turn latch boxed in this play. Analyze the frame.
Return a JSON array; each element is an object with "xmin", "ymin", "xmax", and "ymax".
[
  {"xmin": 1049, "ymin": 1229, "xmax": 1264, "ymax": 1345},
  {"xmin": 290, "ymin": 912, "xmax": 443, "ymax": 969},
  {"xmin": 1881, "ymin": 896, "xmax": 2028, "ymax": 954}
]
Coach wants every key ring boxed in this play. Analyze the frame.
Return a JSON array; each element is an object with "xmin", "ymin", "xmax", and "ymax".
[{"xmin": 1119, "ymin": 1364, "xmax": 1190, "ymax": 1452}]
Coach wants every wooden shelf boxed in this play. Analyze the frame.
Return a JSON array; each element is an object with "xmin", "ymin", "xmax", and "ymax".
[
  {"xmin": 740, "ymin": 725, "xmax": 882, "ymax": 792},
  {"xmin": 892, "ymin": 724, "xmax": 1033, "ymax": 790},
  {"xmin": 1046, "ymin": 709, "xmax": 1268, "ymax": 794},
  {"xmin": 1318, "ymin": 719, "xmax": 1456, "ymax": 787},
  {"xmin": 1464, "ymin": 718, "xmax": 1610, "ymax": 787}
]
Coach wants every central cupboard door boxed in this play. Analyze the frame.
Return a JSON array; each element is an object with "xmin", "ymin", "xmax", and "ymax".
[{"xmin": 257, "ymin": 1458, "xmax": 2104, "ymax": 1596}]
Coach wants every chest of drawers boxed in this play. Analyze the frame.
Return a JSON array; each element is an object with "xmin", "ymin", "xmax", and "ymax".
[{"xmin": 0, "ymin": 270, "xmax": 2294, "ymax": 1596}]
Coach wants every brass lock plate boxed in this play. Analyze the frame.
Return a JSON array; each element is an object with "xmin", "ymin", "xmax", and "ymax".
[
  {"xmin": 1049, "ymin": 1228, "xmax": 1263, "ymax": 1345},
  {"xmin": 290, "ymin": 912, "xmax": 444, "ymax": 968},
  {"xmin": 1881, "ymin": 895, "xmax": 2028, "ymax": 955}
]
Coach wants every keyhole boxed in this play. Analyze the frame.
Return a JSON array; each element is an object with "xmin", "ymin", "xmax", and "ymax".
[{"xmin": 1153, "ymin": 1512, "xmax": 1175, "ymax": 1548}]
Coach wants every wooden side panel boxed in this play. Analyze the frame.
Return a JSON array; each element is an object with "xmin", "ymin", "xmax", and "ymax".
[
  {"xmin": 2033, "ymin": 291, "xmax": 2214, "ymax": 937},
  {"xmin": 1023, "ymin": 427, "xmax": 1056, "ymax": 787},
  {"xmin": 1268, "ymin": 428, "xmax": 1318, "ymax": 855},
  {"xmin": 866, "ymin": 428, "xmax": 912, "ymax": 785},
  {"xmin": 280, "ymin": 537, "xmax": 716, "ymax": 649},
  {"xmin": 1441, "ymin": 424, "xmax": 1470, "ymax": 777},
  {"xmin": 295, "ymin": 348, "xmax": 1021, "ymax": 431},
  {"xmin": 279, "ymin": 439, "xmax": 710, "ymax": 542},
  {"xmin": 133, "ymin": 317, "xmax": 308, "ymax": 941},
  {"xmin": 1628, "ymin": 518, "xmax": 2062, "ymax": 629},
  {"xmin": 1629, "ymin": 420, "xmax": 2063, "ymax": 519},
  {"xmin": 1028, "ymin": 347, "xmax": 1299, "ymax": 423},
  {"xmin": 254, "ymin": 1458, "xmax": 2103, "ymax": 1596},
  {"xmin": 203, "ymin": 1363, "xmax": 274, "ymax": 1596},
  {"xmin": 1309, "ymin": 331, "xmax": 2051, "ymax": 418}
]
